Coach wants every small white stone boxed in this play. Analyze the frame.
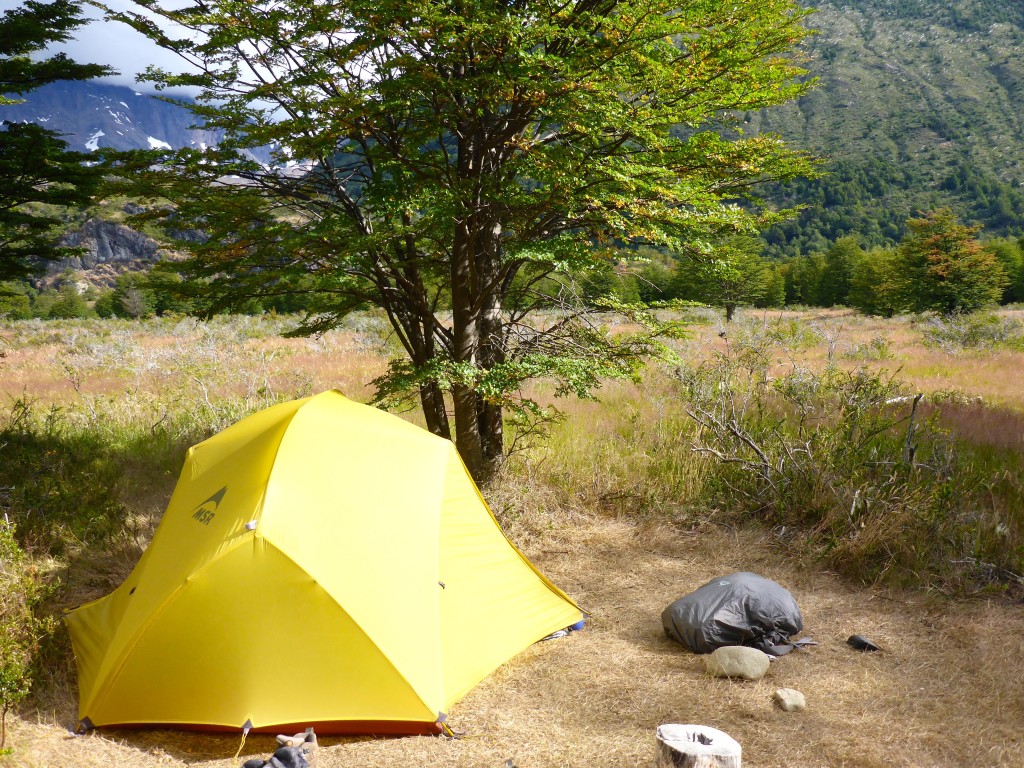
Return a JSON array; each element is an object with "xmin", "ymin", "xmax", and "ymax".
[
  {"xmin": 705, "ymin": 646, "xmax": 771, "ymax": 680},
  {"xmin": 773, "ymin": 688, "xmax": 807, "ymax": 712}
]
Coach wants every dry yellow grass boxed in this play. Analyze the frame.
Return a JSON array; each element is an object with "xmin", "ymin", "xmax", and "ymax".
[
  {"xmin": 6, "ymin": 520, "xmax": 1024, "ymax": 768},
  {"xmin": 687, "ymin": 309, "xmax": 1021, "ymax": 396},
  {"xmin": 0, "ymin": 317, "xmax": 389, "ymax": 406}
]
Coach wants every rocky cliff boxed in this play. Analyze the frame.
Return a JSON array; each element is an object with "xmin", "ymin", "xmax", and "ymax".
[{"xmin": 52, "ymin": 215, "xmax": 166, "ymax": 288}]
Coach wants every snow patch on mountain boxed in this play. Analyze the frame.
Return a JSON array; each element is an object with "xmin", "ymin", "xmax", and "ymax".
[
  {"xmin": 85, "ymin": 130, "xmax": 105, "ymax": 151},
  {"xmin": 3, "ymin": 81, "xmax": 272, "ymax": 164}
]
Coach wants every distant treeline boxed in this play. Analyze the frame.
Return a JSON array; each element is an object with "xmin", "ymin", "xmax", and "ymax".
[
  {"xmin": 3, "ymin": 209, "xmax": 1022, "ymax": 322},
  {"xmin": 0, "ymin": 269, "xmax": 312, "ymax": 321},
  {"xmin": 634, "ymin": 209, "xmax": 1023, "ymax": 317}
]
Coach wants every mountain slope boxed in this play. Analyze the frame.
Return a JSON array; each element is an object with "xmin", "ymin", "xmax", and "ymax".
[
  {"xmin": 1, "ymin": 81, "xmax": 222, "ymax": 154},
  {"xmin": 755, "ymin": 0, "xmax": 1024, "ymax": 255}
]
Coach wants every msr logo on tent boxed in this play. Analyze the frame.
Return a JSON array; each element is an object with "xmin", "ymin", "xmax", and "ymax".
[{"xmin": 191, "ymin": 487, "xmax": 227, "ymax": 525}]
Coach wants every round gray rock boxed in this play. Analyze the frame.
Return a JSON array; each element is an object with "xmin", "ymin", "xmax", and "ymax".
[
  {"xmin": 773, "ymin": 688, "xmax": 806, "ymax": 711},
  {"xmin": 704, "ymin": 646, "xmax": 771, "ymax": 680}
]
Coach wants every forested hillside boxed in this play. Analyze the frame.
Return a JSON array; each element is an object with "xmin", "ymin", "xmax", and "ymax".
[{"xmin": 757, "ymin": 0, "xmax": 1024, "ymax": 256}]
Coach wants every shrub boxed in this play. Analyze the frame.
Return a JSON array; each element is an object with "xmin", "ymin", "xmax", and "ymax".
[
  {"xmin": 634, "ymin": 260, "xmax": 677, "ymax": 304},
  {"xmin": 0, "ymin": 283, "xmax": 33, "ymax": 321},
  {"xmin": 677, "ymin": 330, "xmax": 1023, "ymax": 593},
  {"xmin": 93, "ymin": 289, "xmax": 117, "ymax": 318},
  {"xmin": 844, "ymin": 335, "xmax": 893, "ymax": 361},
  {"xmin": 0, "ymin": 399, "xmax": 127, "ymax": 555},
  {"xmin": 919, "ymin": 311, "xmax": 1024, "ymax": 353},
  {"xmin": 47, "ymin": 285, "xmax": 92, "ymax": 320}
]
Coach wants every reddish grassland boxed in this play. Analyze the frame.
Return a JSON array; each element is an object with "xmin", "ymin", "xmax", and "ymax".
[{"xmin": 3, "ymin": 309, "xmax": 1024, "ymax": 410}]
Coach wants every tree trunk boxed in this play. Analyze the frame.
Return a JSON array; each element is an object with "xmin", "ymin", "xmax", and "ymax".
[
  {"xmin": 477, "ymin": 221, "xmax": 506, "ymax": 480},
  {"xmin": 478, "ymin": 399, "xmax": 503, "ymax": 479},
  {"xmin": 655, "ymin": 724, "xmax": 741, "ymax": 768},
  {"xmin": 451, "ymin": 211, "xmax": 485, "ymax": 481},
  {"xmin": 481, "ymin": 303, "xmax": 509, "ymax": 479},
  {"xmin": 725, "ymin": 303, "xmax": 736, "ymax": 323},
  {"xmin": 419, "ymin": 380, "xmax": 451, "ymax": 440},
  {"xmin": 452, "ymin": 384, "xmax": 485, "ymax": 480},
  {"xmin": 449, "ymin": 113, "xmax": 507, "ymax": 483}
]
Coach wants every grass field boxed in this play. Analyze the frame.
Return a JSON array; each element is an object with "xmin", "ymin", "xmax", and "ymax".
[{"xmin": 1, "ymin": 307, "xmax": 1022, "ymax": 768}]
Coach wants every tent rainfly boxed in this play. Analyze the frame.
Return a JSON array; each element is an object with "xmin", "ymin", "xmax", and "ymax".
[{"xmin": 65, "ymin": 390, "xmax": 582, "ymax": 735}]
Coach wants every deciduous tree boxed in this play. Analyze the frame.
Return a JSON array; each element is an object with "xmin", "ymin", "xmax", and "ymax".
[
  {"xmin": 819, "ymin": 234, "xmax": 861, "ymax": 307},
  {"xmin": 848, "ymin": 246, "xmax": 899, "ymax": 317},
  {"xmin": 105, "ymin": 0, "xmax": 815, "ymax": 480},
  {"xmin": 984, "ymin": 237, "xmax": 1024, "ymax": 304},
  {"xmin": 894, "ymin": 209, "xmax": 1007, "ymax": 316},
  {"xmin": 783, "ymin": 250, "xmax": 826, "ymax": 306},
  {"xmin": 671, "ymin": 236, "xmax": 773, "ymax": 322}
]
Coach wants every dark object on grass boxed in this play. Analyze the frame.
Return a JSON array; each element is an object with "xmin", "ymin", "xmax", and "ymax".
[
  {"xmin": 242, "ymin": 729, "xmax": 318, "ymax": 768},
  {"xmin": 847, "ymin": 634, "xmax": 882, "ymax": 652},
  {"xmin": 662, "ymin": 572, "xmax": 806, "ymax": 655}
]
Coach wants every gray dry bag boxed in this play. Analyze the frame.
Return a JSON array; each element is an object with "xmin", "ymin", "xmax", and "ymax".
[{"xmin": 662, "ymin": 572, "xmax": 804, "ymax": 656}]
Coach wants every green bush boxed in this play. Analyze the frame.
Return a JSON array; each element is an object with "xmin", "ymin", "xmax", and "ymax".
[
  {"xmin": 93, "ymin": 289, "xmax": 118, "ymax": 318},
  {"xmin": 634, "ymin": 260, "xmax": 677, "ymax": 304},
  {"xmin": 0, "ymin": 283, "xmax": 34, "ymax": 321},
  {"xmin": 47, "ymin": 285, "xmax": 92, "ymax": 319}
]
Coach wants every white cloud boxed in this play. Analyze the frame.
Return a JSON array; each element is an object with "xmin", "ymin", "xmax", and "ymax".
[{"xmin": 1, "ymin": 0, "xmax": 201, "ymax": 95}]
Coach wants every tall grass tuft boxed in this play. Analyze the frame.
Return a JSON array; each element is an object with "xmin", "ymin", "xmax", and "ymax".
[
  {"xmin": 497, "ymin": 378, "xmax": 712, "ymax": 527},
  {"xmin": 0, "ymin": 399, "xmax": 128, "ymax": 555},
  {"xmin": 0, "ymin": 519, "xmax": 55, "ymax": 752}
]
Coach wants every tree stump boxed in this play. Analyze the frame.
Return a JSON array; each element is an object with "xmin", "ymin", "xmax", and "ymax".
[{"xmin": 655, "ymin": 724, "xmax": 741, "ymax": 768}]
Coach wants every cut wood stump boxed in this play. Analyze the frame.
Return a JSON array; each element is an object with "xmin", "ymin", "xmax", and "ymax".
[{"xmin": 655, "ymin": 724, "xmax": 741, "ymax": 768}]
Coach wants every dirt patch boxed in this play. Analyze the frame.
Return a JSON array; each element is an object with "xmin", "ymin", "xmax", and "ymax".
[{"xmin": 9, "ymin": 519, "xmax": 1023, "ymax": 768}]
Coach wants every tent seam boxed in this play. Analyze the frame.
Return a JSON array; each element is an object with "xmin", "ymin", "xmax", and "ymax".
[
  {"xmin": 87, "ymin": 535, "xmax": 256, "ymax": 720},
  {"xmin": 255, "ymin": 536, "xmax": 441, "ymax": 722}
]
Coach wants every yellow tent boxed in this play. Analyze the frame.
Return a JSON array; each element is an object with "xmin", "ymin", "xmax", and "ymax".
[{"xmin": 65, "ymin": 390, "xmax": 581, "ymax": 734}]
